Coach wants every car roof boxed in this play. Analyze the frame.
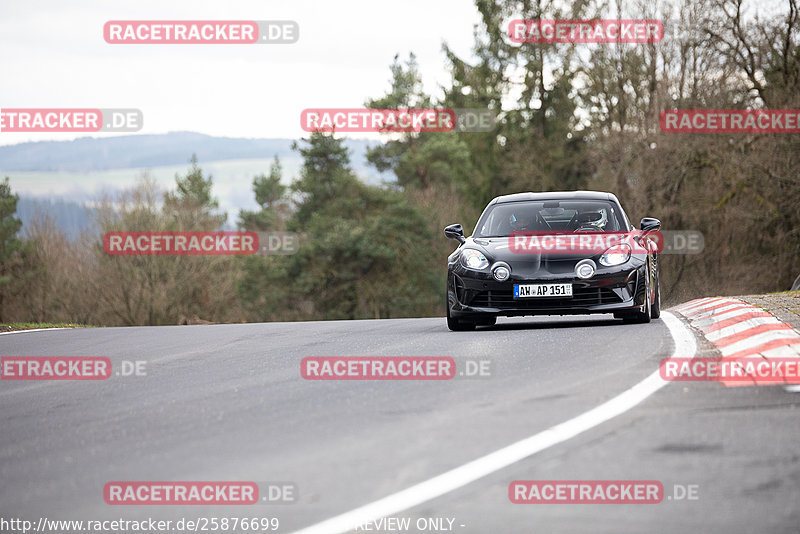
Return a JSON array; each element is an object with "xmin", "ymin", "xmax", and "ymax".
[{"xmin": 489, "ymin": 191, "xmax": 619, "ymax": 205}]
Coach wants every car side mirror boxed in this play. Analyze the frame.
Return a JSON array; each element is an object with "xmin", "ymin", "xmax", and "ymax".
[
  {"xmin": 444, "ymin": 223, "xmax": 466, "ymax": 244},
  {"xmin": 640, "ymin": 217, "xmax": 661, "ymax": 232}
]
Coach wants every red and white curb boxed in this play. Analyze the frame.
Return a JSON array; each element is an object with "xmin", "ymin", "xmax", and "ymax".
[{"xmin": 674, "ymin": 297, "xmax": 800, "ymax": 388}]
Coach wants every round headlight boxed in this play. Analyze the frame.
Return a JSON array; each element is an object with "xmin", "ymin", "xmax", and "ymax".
[
  {"xmin": 576, "ymin": 261, "xmax": 595, "ymax": 279},
  {"xmin": 493, "ymin": 265, "xmax": 510, "ymax": 281}
]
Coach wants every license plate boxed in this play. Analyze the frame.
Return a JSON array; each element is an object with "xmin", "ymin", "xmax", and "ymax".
[{"xmin": 514, "ymin": 283, "xmax": 573, "ymax": 298}]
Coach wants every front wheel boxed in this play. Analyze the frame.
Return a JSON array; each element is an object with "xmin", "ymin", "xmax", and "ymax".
[
  {"xmin": 446, "ymin": 301, "xmax": 476, "ymax": 331},
  {"xmin": 635, "ymin": 270, "xmax": 653, "ymax": 323},
  {"xmin": 622, "ymin": 271, "xmax": 651, "ymax": 323},
  {"xmin": 650, "ymin": 273, "xmax": 661, "ymax": 319}
]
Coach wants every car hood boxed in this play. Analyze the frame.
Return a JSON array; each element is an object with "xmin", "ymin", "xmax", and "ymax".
[
  {"xmin": 467, "ymin": 236, "xmax": 600, "ymax": 261},
  {"xmin": 465, "ymin": 236, "xmax": 598, "ymax": 277}
]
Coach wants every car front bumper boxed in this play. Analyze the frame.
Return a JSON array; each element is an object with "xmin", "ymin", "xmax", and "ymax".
[{"xmin": 447, "ymin": 263, "xmax": 648, "ymax": 318}]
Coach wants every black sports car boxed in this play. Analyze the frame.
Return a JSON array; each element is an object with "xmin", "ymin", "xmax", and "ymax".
[{"xmin": 444, "ymin": 191, "xmax": 661, "ymax": 331}]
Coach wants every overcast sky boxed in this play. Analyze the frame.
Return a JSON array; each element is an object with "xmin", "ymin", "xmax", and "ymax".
[{"xmin": 0, "ymin": 0, "xmax": 482, "ymax": 146}]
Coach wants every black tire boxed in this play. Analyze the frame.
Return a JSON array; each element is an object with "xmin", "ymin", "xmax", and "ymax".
[
  {"xmin": 618, "ymin": 267, "xmax": 658, "ymax": 323},
  {"xmin": 635, "ymin": 272, "xmax": 652, "ymax": 323},
  {"xmin": 447, "ymin": 316, "xmax": 477, "ymax": 331},
  {"xmin": 623, "ymin": 271, "xmax": 651, "ymax": 324},
  {"xmin": 446, "ymin": 302, "xmax": 476, "ymax": 331},
  {"xmin": 651, "ymin": 272, "xmax": 661, "ymax": 319}
]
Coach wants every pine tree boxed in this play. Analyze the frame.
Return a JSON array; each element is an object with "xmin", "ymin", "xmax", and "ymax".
[{"xmin": 0, "ymin": 178, "xmax": 24, "ymax": 321}]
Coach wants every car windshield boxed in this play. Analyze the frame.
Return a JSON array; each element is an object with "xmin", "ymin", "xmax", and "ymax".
[{"xmin": 474, "ymin": 199, "xmax": 627, "ymax": 237}]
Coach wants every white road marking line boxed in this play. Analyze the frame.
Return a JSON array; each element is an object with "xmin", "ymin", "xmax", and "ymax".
[
  {"xmin": 0, "ymin": 328, "xmax": 69, "ymax": 336},
  {"xmin": 706, "ymin": 317, "xmax": 783, "ymax": 342},
  {"xmin": 289, "ymin": 312, "xmax": 696, "ymax": 534}
]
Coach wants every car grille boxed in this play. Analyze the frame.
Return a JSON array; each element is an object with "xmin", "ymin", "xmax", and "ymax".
[{"xmin": 468, "ymin": 286, "xmax": 622, "ymax": 309}]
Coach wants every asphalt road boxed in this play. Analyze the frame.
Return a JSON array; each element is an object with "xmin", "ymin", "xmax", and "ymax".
[{"xmin": 1, "ymin": 312, "xmax": 799, "ymax": 533}]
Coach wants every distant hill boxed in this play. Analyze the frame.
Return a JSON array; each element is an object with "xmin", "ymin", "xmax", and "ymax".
[
  {"xmin": 0, "ymin": 132, "xmax": 380, "ymax": 172},
  {"xmin": 3, "ymin": 132, "xmax": 394, "ymax": 240},
  {"xmin": 16, "ymin": 197, "xmax": 96, "ymax": 241}
]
